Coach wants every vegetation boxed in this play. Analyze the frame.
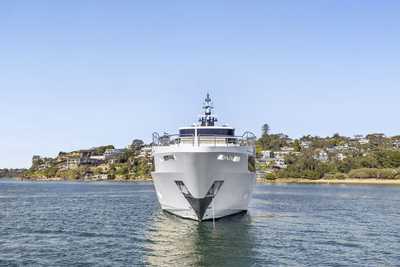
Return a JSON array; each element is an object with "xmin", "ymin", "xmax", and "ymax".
[
  {"xmin": 348, "ymin": 168, "xmax": 400, "ymax": 179},
  {"xmin": 22, "ymin": 124, "xmax": 400, "ymax": 182},
  {"xmin": 258, "ymin": 123, "xmax": 400, "ymax": 180},
  {"xmin": 24, "ymin": 142, "xmax": 152, "ymax": 181},
  {"xmin": 0, "ymin": 168, "xmax": 26, "ymax": 178},
  {"xmin": 275, "ymin": 152, "xmax": 334, "ymax": 179}
]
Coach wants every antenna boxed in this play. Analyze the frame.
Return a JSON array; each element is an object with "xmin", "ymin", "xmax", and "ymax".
[
  {"xmin": 205, "ymin": 93, "xmax": 211, "ymax": 104},
  {"xmin": 199, "ymin": 93, "xmax": 218, "ymax": 126}
]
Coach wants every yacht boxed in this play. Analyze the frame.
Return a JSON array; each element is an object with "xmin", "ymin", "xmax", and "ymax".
[{"xmin": 151, "ymin": 94, "xmax": 256, "ymax": 221}]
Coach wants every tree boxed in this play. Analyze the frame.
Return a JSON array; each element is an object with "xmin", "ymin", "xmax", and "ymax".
[
  {"xmin": 257, "ymin": 133, "xmax": 288, "ymax": 151},
  {"xmin": 131, "ymin": 139, "xmax": 144, "ymax": 150},
  {"xmin": 109, "ymin": 165, "xmax": 116, "ymax": 179},
  {"xmin": 293, "ymin": 140, "xmax": 301, "ymax": 152},
  {"xmin": 115, "ymin": 164, "xmax": 129, "ymax": 176},
  {"xmin": 46, "ymin": 167, "xmax": 57, "ymax": 178},
  {"xmin": 261, "ymin": 123, "xmax": 270, "ymax": 136},
  {"xmin": 94, "ymin": 167, "xmax": 103, "ymax": 175}
]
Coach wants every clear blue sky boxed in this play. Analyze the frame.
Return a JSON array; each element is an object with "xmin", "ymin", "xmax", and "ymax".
[{"xmin": 1, "ymin": 1, "xmax": 400, "ymax": 168}]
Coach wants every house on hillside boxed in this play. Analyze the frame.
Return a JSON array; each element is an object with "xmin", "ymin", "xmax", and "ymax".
[
  {"xmin": 90, "ymin": 155, "xmax": 105, "ymax": 161},
  {"xmin": 366, "ymin": 133, "xmax": 386, "ymax": 146},
  {"xmin": 31, "ymin": 156, "xmax": 54, "ymax": 170},
  {"xmin": 352, "ymin": 134, "xmax": 369, "ymax": 145},
  {"xmin": 335, "ymin": 144, "xmax": 351, "ymax": 152},
  {"xmin": 337, "ymin": 153, "xmax": 346, "ymax": 161},
  {"xmin": 104, "ymin": 148, "xmax": 126, "ymax": 163},
  {"xmin": 326, "ymin": 147, "xmax": 336, "ymax": 153},
  {"xmin": 274, "ymin": 150, "xmax": 294, "ymax": 160},
  {"xmin": 393, "ymin": 140, "xmax": 400, "ymax": 149},
  {"xmin": 353, "ymin": 134, "xmax": 364, "ymax": 140},
  {"xmin": 300, "ymin": 141, "xmax": 312, "ymax": 149},
  {"xmin": 32, "ymin": 155, "xmax": 41, "ymax": 166},
  {"xmin": 272, "ymin": 159, "xmax": 287, "ymax": 169},
  {"xmin": 314, "ymin": 150, "xmax": 328, "ymax": 162},
  {"xmin": 358, "ymin": 138, "xmax": 370, "ymax": 145},
  {"xmin": 66, "ymin": 158, "xmax": 80, "ymax": 169},
  {"xmin": 281, "ymin": 146, "xmax": 294, "ymax": 152},
  {"xmin": 137, "ymin": 146, "xmax": 152, "ymax": 158},
  {"xmin": 259, "ymin": 150, "xmax": 274, "ymax": 162}
]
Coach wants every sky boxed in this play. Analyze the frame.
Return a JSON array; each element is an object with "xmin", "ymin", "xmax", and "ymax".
[{"xmin": 1, "ymin": 1, "xmax": 400, "ymax": 168}]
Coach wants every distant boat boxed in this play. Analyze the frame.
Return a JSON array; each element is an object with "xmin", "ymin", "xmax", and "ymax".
[{"xmin": 151, "ymin": 94, "xmax": 256, "ymax": 221}]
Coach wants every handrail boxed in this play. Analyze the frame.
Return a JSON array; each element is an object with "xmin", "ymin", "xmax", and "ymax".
[
  {"xmin": 152, "ymin": 131, "xmax": 256, "ymax": 148},
  {"xmin": 152, "ymin": 132, "xmax": 160, "ymax": 145}
]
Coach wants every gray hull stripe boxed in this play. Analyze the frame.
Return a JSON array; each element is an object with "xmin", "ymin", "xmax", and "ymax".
[{"xmin": 175, "ymin": 180, "xmax": 224, "ymax": 221}]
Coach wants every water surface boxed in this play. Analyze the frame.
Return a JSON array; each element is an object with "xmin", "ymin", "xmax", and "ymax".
[{"xmin": 0, "ymin": 179, "xmax": 399, "ymax": 266}]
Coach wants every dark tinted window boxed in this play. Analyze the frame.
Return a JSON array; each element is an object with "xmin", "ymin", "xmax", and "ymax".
[
  {"xmin": 197, "ymin": 128, "xmax": 234, "ymax": 136},
  {"xmin": 179, "ymin": 128, "xmax": 234, "ymax": 137},
  {"xmin": 179, "ymin": 129, "xmax": 195, "ymax": 136}
]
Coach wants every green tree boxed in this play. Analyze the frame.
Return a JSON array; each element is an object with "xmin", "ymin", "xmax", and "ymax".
[
  {"xmin": 257, "ymin": 134, "xmax": 288, "ymax": 151},
  {"xmin": 46, "ymin": 167, "xmax": 58, "ymax": 178},
  {"xmin": 261, "ymin": 123, "xmax": 270, "ymax": 136},
  {"xmin": 116, "ymin": 164, "xmax": 129, "ymax": 176},
  {"xmin": 130, "ymin": 139, "xmax": 144, "ymax": 151},
  {"xmin": 293, "ymin": 140, "xmax": 301, "ymax": 152}
]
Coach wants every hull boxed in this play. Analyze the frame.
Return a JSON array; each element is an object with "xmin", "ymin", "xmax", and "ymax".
[{"xmin": 152, "ymin": 148, "xmax": 255, "ymax": 221}]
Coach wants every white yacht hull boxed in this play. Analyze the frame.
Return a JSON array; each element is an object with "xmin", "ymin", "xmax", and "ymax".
[{"xmin": 152, "ymin": 147, "xmax": 256, "ymax": 221}]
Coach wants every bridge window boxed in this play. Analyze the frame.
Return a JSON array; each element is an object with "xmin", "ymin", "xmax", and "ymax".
[
  {"xmin": 162, "ymin": 154, "xmax": 175, "ymax": 161},
  {"xmin": 197, "ymin": 128, "xmax": 234, "ymax": 136},
  {"xmin": 179, "ymin": 128, "xmax": 234, "ymax": 137},
  {"xmin": 179, "ymin": 129, "xmax": 195, "ymax": 137}
]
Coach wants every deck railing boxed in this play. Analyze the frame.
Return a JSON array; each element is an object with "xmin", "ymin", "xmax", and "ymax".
[{"xmin": 152, "ymin": 131, "xmax": 256, "ymax": 148}]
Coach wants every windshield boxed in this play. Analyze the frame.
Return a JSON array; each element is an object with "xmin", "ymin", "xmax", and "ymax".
[{"xmin": 179, "ymin": 128, "xmax": 234, "ymax": 137}]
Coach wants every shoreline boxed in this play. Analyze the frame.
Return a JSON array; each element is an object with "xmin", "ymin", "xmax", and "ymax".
[
  {"xmin": 4, "ymin": 177, "xmax": 400, "ymax": 185},
  {"xmin": 11, "ymin": 177, "xmax": 153, "ymax": 182},
  {"xmin": 257, "ymin": 178, "xmax": 400, "ymax": 185}
]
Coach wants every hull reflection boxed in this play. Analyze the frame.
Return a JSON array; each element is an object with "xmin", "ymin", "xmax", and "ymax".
[{"xmin": 144, "ymin": 211, "xmax": 256, "ymax": 266}]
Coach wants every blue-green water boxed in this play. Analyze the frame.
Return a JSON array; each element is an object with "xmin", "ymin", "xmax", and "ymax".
[{"xmin": 0, "ymin": 179, "xmax": 399, "ymax": 266}]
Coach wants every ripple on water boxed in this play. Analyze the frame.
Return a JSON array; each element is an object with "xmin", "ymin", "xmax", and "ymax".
[{"xmin": 1, "ymin": 181, "xmax": 400, "ymax": 266}]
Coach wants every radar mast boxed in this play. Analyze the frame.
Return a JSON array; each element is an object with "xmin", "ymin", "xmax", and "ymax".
[{"xmin": 199, "ymin": 93, "xmax": 218, "ymax": 126}]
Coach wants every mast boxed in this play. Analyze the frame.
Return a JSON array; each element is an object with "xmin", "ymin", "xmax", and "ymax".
[{"xmin": 199, "ymin": 93, "xmax": 218, "ymax": 126}]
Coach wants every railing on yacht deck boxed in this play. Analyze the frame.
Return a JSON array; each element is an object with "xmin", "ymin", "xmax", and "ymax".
[{"xmin": 152, "ymin": 131, "xmax": 256, "ymax": 148}]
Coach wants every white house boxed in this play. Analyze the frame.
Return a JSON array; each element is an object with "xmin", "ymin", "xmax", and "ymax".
[
  {"xmin": 314, "ymin": 150, "xmax": 328, "ymax": 162},
  {"xmin": 335, "ymin": 144, "xmax": 350, "ymax": 151},
  {"xmin": 104, "ymin": 149, "xmax": 126, "ymax": 160},
  {"xmin": 337, "ymin": 153, "xmax": 346, "ymax": 161},
  {"xmin": 358, "ymin": 139, "xmax": 369, "ymax": 145},
  {"xmin": 300, "ymin": 141, "xmax": 312, "ymax": 149},
  {"xmin": 273, "ymin": 159, "xmax": 287, "ymax": 169},
  {"xmin": 90, "ymin": 155, "xmax": 105, "ymax": 161},
  {"xmin": 393, "ymin": 140, "xmax": 400, "ymax": 149},
  {"xmin": 138, "ymin": 146, "xmax": 152, "ymax": 158},
  {"xmin": 260, "ymin": 150, "xmax": 274, "ymax": 161}
]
